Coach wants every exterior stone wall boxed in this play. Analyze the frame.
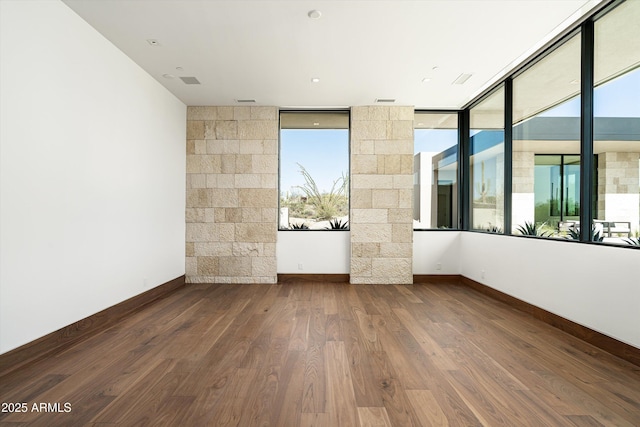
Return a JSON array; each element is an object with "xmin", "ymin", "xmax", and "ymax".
[
  {"xmin": 512, "ymin": 151, "xmax": 535, "ymax": 230},
  {"xmin": 185, "ymin": 106, "xmax": 278, "ymax": 283},
  {"xmin": 350, "ymin": 106, "xmax": 414, "ymax": 284},
  {"xmin": 597, "ymin": 151, "xmax": 640, "ymax": 231}
]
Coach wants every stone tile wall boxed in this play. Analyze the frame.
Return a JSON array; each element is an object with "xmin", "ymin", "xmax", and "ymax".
[
  {"xmin": 350, "ymin": 106, "xmax": 414, "ymax": 284},
  {"xmin": 597, "ymin": 152, "xmax": 640, "ymax": 228},
  {"xmin": 185, "ymin": 106, "xmax": 278, "ymax": 283}
]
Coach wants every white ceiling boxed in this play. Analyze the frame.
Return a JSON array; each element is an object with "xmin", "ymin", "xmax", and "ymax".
[{"xmin": 62, "ymin": 0, "xmax": 604, "ymax": 109}]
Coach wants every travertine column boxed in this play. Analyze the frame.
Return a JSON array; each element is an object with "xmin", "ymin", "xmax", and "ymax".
[
  {"xmin": 597, "ymin": 152, "xmax": 640, "ymax": 232},
  {"xmin": 350, "ymin": 106, "xmax": 414, "ymax": 284},
  {"xmin": 512, "ymin": 151, "xmax": 535, "ymax": 231},
  {"xmin": 185, "ymin": 106, "xmax": 278, "ymax": 283}
]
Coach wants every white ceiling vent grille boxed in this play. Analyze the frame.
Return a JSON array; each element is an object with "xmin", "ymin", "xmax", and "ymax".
[
  {"xmin": 236, "ymin": 99, "xmax": 256, "ymax": 103},
  {"xmin": 180, "ymin": 77, "xmax": 201, "ymax": 85},
  {"xmin": 452, "ymin": 73, "xmax": 473, "ymax": 85},
  {"xmin": 375, "ymin": 98, "xmax": 396, "ymax": 103}
]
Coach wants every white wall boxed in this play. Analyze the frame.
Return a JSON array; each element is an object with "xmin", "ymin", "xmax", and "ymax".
[
  {"xmin": 0, "ymin": 1, "xmax": 186, "ymax": 354},
  {"xmin": 277, "ymin": 232, "xmax": 350, "ymax": 274},
  {"xmin": 460, "ymin": 233, "xmax": 640, "ymax": 348},
  {"xmin": 413, "ymin": 231, "xmax": 461, "ymax": 274}
]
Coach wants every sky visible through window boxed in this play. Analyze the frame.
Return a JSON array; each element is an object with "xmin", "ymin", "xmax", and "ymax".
[{"xmin": 280, "ymin": 129, "xmax": 349, "ymax": 197}]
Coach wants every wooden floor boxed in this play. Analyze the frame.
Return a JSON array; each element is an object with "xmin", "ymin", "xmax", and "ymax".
[{"xmin": 1, "ymin": 282, "xmax": 639, "ymax": 426}]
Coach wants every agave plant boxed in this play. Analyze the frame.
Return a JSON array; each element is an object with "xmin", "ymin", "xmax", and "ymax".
[
  {"xmin": 623, "ymin": 236, "xmax": 640, "ymax": 246},
  {"xmin": 486, "ymin": 224, "xmax": 502, "ymax": 233},
  {"xmin": 290, "ymin": 222, "xmax": 309, "ymax": 230},
  {"xmin": 516, "ymin": 221, "xmax": 551, "ymax": 237},
  {"xmin": 326, "ymin": 218, "xmax": 349, "ymax": 230},
  {"xmin": 567, "ymin": 225, "xmax": 603, "ymax": 242}
]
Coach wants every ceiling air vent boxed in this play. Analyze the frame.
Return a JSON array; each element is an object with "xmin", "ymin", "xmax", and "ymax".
[
  {"xmin": 452, "ymin": 73, "xmax": 473, "ymax": 85},
  {"xmin": 180, "ymin": 77, "xmax": 201, "ymax": 85},
  {"xmin": 375, "ymin": 98, "xmax": 396, "ymax": 103}
]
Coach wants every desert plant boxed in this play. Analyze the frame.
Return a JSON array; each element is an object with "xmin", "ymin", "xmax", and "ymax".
[
  {"xmin": 567, "ymin": 225, "xmax": 603, "ymax": 242},
  {"xmin": 486, "ymin": 224, "xmax": 502, "ymax": 233},
  {"xmin": 290, "ymin": 222, "xmax": 309, "ymax": 230},
  {"xmin": 623, "ymin": 236, "xmax": 640, "ymax": 246},
  {"xmin": 326, "ymin": 218, "xmax": 349, "ymax": 230},
  {"xmin": 293, "ymin": 163, "xmax": 349, "ymax": 220},
  {"xmin": 516, "ymin": 221, "xmax": 551, "ymax": 237}
]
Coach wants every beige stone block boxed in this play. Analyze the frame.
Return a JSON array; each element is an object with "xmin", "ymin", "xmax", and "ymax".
[
  {"xmin": 382, "ymin": 155, "xmax": 402, "ymax": 174},
  {"xmin": 372, "ymin": 189, "xmax": 399, "ymax": 208},
  {"xmin": 352, "ymin": 155, "xmax": 378, "ymax": 174},
  {"xmin": 218, "ymin": 256, "xmax": 252, "ymax": 276},
  {"xmin": 194, "ymin": 140, "xmax": 207, "ymax": 155},
  {"xmin": 216, "ymin": 106, "xmax": 234, "ymax": 120},
  {"xmin": 252, "ymin": 256, "xmax": 276, "ymax": 277},
  {"xmin": 350, "ymin": 106, "xmax": 369, "ymax": 122},
  {"xmin": 235, "ymin": 174, "xmax": 262, "ymax": 188},
  {"xmin": 351, "ymin": 257, "xmax": 372, "ymax": 276},
  {"xmin": 236, "ymin": 223, "xmax": 276, "ymax": 243},
  {"xmin": 204, "ymin": 208, "xmax": 216, "ymax": 223},
  {"xmin": 369, "ymin": 106, "xmax": 390, "ymax": 121},
  {"xmin": 352, "ymin": 140, "xmax": 375, "ymax": 155},
  {"xmin": 262, "ymin": 208, "xmax": 278, "ymax": 222},
  {"xmin": 400, "ymin": 155, "xmax": 413, "ymax": 174},
  {"xmin": 241, "ymin": 208, "xmax": 263, "ymax": 223},
  {"xmin": 372, "ymin": 257, "xmax": 411, "ymax": 279},
  {"xmin": 352, "ymin": 121, "xmax": 387, "ymax": 140},
  {"xmin": 186, "ymin": 155, "xmax": 221, "ymax": 174},
  {"xmin": 187, "ymin": 106, "xmax": 216, "ymax": 121},
  {"xmin": 204, "ymin": 121, "xmax": 215, "ymax": 139},
  {"xmin": 389, "ymin": 106, "xmax": 415, "ymax": 121},
  {"xmin": 374, "ymin": 139, "xmax": 412, "ymax": 154},
  {"xmin": 186, "ymin": 189, "xmax": 210, "ymax": 208},
  {"xmin": 206, "ymin": 139, "xmax": 239, "ymax": 154},
  {"xmin": 186, "ymin": 208, "xmax": 205, "ymax": 223},
  {"xmin": 252, "ymin": 154, "xmax": 278, "ymax": 174},
  {"xmin": 187, "ymin": 174, "xmax": 206, "ymax": 189},
  {"xmin": 239, "ymin": 140, "xmax": 264, "ymax": 154},
  {"xmin": 235, "ymin": 154, "xmax": 253, "ymax": 174},
  {"xmin": 351, "ymin": 189, "xmax": 372, "ymax": 209},
  {"xmin": 233, "ymin": 242, "xmax": 263, "ymax": 256},
  {"xmin": 263, "ymin": 139, "xmax": 278, "ymax": 154},
  {"xmin": 352, "ymin": 208, "xmax": 388, "ymax": 224},
  {"xmin": 185, "ymin": 242, "xmax": 194, "ymax": 257},
  {"xmin": 238, "ymin": 120, "xmax": 278, "ymax": 140},
  {"xmin": 234, "ymin": 106, "xmax": 251, "ymax": 120},
  {"xmin": 186, "ymin": 223, "xmax": 217, "ymax": 242},
  {"xmin": 393, "ymin": 175, "xmax": 413, "ymax": 189},
  {"xmin": 214, "ymin": 174, "xmax": 234, "ymax": 189},
  {"xmin": 186, "ymin": 257, "xmax": 198, "ymax": 276},
  {"xmin": 261, "ymin": 174, "xmax": 278, "ymax": 189},
  {"xmin": 263, "ymin": 243, "xmax": 276, "ymax": 257},
  {"xmin": 352, "ymin": 242, "xmax": 380, "ymax": 258},
  {"xmin": 398, "ymin": 188, "xmax": 413, "ymax": 208},
  {"xmin": 251, "ymin": 106, "xmax": 277, "ymax": 120},
  {"xmin": 239, "ymin": 188, "xmax": 277, "ymax": 208},
  {"xmin": 222, "ymin": 208, "xmax": 242, "ymax": 223},
  {"xmin": 392, "ymin": 223, "xmax": 413, "ymax": 243},
  {"xmin": 351, "ymin": 223, "xmax": 392, "ymax": 243},
  {"xmin": 221, "ymin": 154, "xmax": 236, "ymax": 173},
  {"xmin": 209, "ymin": 188, "xmax": 239, "ymax": 208},
  {"xmin": 391, "ymin": 121, "xmax": 414, "ymax": 140},
  {"xmin": 187, "ymin": 121, "xmax": 205, "ymax": 139},
  {"xmin": 388, "ymin": 208, "xmax": 413, "ymax": 223},
  {"xmin": 379, "ymin": 242, "xmax": 412, "ymax": 258},
  {"xmin": 350, "ymin": 276, "xmax": 381, "ymax": 285},
  {"xmin": 218, "ymin": 223, "xmax": 236, "ymax": 242},
  {"xmin": 352, "ymin": 174, "xmax": 393, "ymax": 189},
  {"xmin": 186, "ymin": 140, "xmax": 196, "ymax": 155},
  {"xmin": 214, "ymin": 120, "xmax": 238, "ymax": 140},
  {"xmin": 194, "ymin": 242, "xmax": 233, "ymax": 257},
  {"xmin": 197, "ymin": 257, "xmax": 219, "ymax": 276}
]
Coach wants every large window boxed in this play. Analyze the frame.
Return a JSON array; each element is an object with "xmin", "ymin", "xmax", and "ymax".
[
  {"xmin": 512, "ymin": 33, "xmax": 581, "ymax": 238},
  {"xmin": 414, "ymin": 112, "xmax": 459, "ymax": 229},
  {"xmin": 279, "ymin": 111, "xmax": 350, "ymax": 230},
  {"xmin": 470, "ymin": 86, "xmax": 505, "ymax": 232},
  {"xmin": 592, "ymin": 0, "xmax": 640, "ymax": 244}
]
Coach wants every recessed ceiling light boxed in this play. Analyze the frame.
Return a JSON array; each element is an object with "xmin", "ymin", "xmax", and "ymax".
[
  {"xmin": 311, "ymin": 77, "xmax": 320, "ymax": 83},
  {"xmin": 308, "ymin": 10, "xmax": 322, "ymax": 19},
  {"xmin": 422, "ymin": 77, "xmax": 432, "ymax": 83},
  {"xmin": 313, "ymin": 122, "xmax": 320, "ymax": 126},
  {"xmin": 176, "ymin": 66, "xmax": 184, "ymax": 71},
  {"xmin": 570, "ymin": 79, "xmax": 580, "ymax": 85},
  {"xmin": 146, "ymin": 39, "xmax": 160, "ymax": 46},
  {"xmin": 162, "ymin": 73, "xmax": 175, "ymax": 79}
]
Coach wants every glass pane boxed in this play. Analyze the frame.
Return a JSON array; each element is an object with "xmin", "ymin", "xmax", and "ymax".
[
  {"xmin": 414, "ymin": 112, "xmax": 459, "ymax": 229},
  {"xmin": 512, "ymin": 34, "xmax": 581, "ymax": 238},
  {"xmin": 279, "ymin": 112, "xmax": 350, "ymax": 230},
  {"xmin": 470, "ymin": 86, "xmax": 504, "ymax": 232},
  {"xmin": 593, "ymin": 0, "xmax": 640, "ymax": 245}
]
